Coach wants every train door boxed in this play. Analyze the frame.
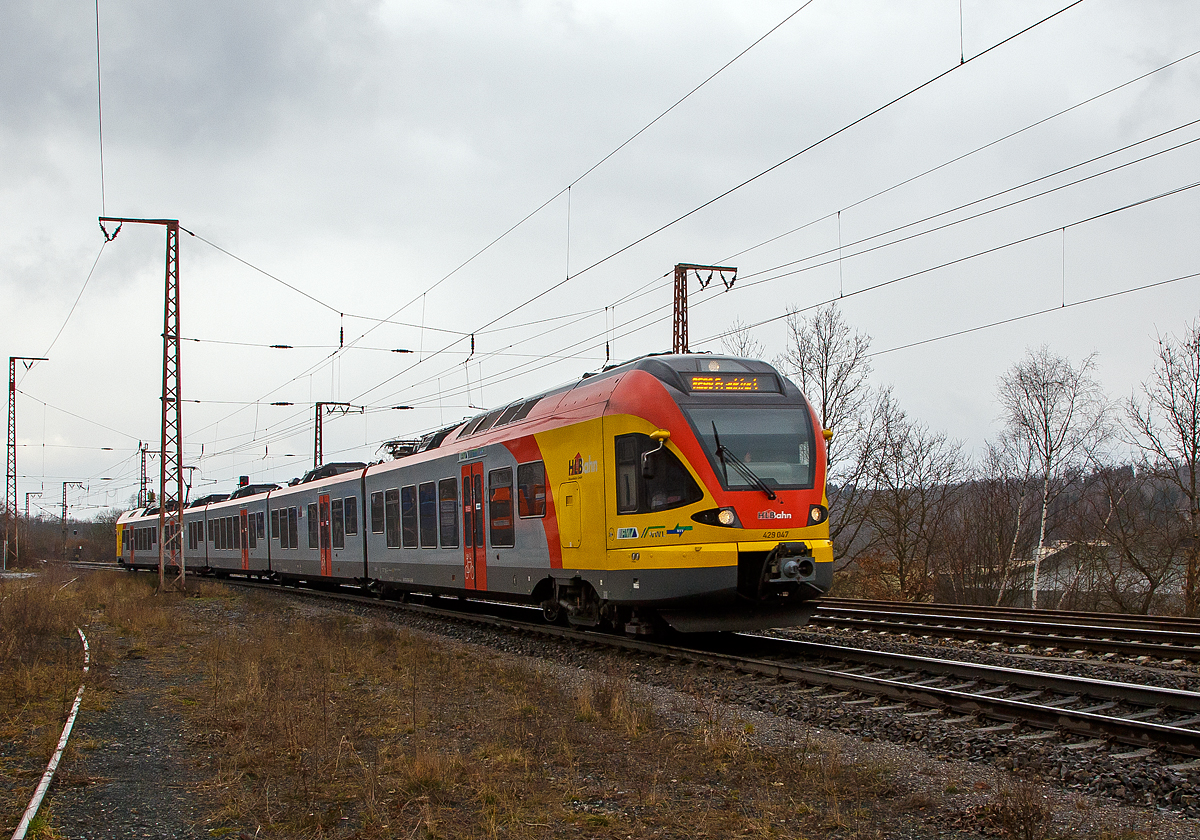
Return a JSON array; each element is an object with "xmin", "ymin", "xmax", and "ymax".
[
  {"xmin": 318, "ymin": 494, "xmax": 332, "ymax": 576},
  {"xmin": 239, "ymin": 509, "xmax": 249, "ymax": 571},
  {"xmin": 558, "ymin": 482, "xmax": 581, "ymax": 549},
  {"xmin": 461, "ymin": 462, "xmax": 486, "ymax": 590}
]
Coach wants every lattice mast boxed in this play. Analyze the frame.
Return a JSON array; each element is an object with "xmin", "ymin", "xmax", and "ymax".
[
  {"xmin": 6, "ymin": 356, "xmax": 46, "ymax": 564},
  {"xmin": 138, "ymin": 442, "xmax": 149, "ymax": 507},
  {"xmin": 100, "ymin": 216, "xmax": 185, "ymax": 592},
  {"xmin": 672, "ymin": 264, "xmax": 737, "ymax": 354},
  {"xmin": 61, "ymin": 481, "xmax": 83, "ymax": 561},
  {"xmin": 314, "ymin": 402, "xmax": 353, "ymax": 468}
]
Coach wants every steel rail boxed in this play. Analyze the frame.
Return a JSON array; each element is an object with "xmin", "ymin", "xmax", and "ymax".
[
  {"xmin": 219, "ymin": 578, "xmax": 1200, "ymax": 757},
  {"xmin": 808, "ymin": 611, "xmax": 1200, "ymax": 661},
  {"xmin": 818, "ymin": 596, "xmax": 1200, "ymax": 633},
  {"xmin": 808, "ymin": 608, "xmax": 1200, "ymax": 661}
]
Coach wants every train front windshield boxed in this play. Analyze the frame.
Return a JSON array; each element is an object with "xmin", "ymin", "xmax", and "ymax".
[{"xmin": 685, "ymin": 405, "xmax": 816, "ymax": 490}]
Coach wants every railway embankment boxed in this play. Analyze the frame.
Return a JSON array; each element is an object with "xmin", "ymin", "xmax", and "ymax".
[{"xmin": 4, "ymin": 568, "xmax": 1200, "ymax": 839}]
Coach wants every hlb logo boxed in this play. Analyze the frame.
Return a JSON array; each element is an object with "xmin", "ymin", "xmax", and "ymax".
[
  {"xmin": 568, "ymin": 453, "xmax": 598, "ymax": 476},
  {"xmin": 757, "ymin": 510, "xmax": 793, "ymax": 521}
]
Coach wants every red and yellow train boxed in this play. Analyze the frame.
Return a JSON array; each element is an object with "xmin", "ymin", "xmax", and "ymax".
[{"xmin": 117, "ymin": 354, "xmax": 832, "ymax": 632}]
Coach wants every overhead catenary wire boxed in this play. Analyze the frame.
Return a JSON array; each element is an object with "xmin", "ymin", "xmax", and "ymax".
[
  {"xmin": 359, "ymin": 113, "xmax": 1195, "ymax": 409},
  {"xmin": 181, "ymin": 1, "xmax": 1083, "ymax": 469},
  {"xmin": 77, "ymin": 3, "xmax": 1175, "ymax": 492},
  {"xmin": 374, "ymin": 174, "xmax": 1200, "ymax": 417},
  {"xmin": 720, "ymin": 43, "xmax": 1200, "ymax": 264},
  {"xmin": 345, "ymin": 0, "xmax": 1085, "ymax": 408}
]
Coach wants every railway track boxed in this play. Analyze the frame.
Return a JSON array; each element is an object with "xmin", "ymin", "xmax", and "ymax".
[
  {"xmin": 811, "ymin": 598, "xmax": 1200, "ymax": 662},
  {"xmin": 219, "ymin": 578, "xmax": 1200, "ymax": 759}
]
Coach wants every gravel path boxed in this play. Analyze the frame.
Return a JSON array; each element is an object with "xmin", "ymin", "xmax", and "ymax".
[{"xmin": 47, "ymin": 646, "xmax": 212, "ymax": 840}]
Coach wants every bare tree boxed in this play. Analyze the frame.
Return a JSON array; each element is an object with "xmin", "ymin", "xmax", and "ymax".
[
  {"xmin": 997, "ymin": 346, "xmax": 1111, "ymax": 608},
  {"xmin": 1128, "ymin": 320, "xmax": 1200, "ymax": 614},
  {"xmin": 776, "ymin": 303, "xmax": 874, "ymax": 565},
  {"xmin": 855, "ymin": 390, "xmax": 968, "ymax": 600},
  {"xmin": 720, "ymin": 318, "xmax": 766, "ymax": 359},
  {"xmin": 940, "ymin": 438, "xmax": 1038, "ymax": 605},
  {"xmin": 1064, "ymin": 465, "xmax": 1185, "ymax": 614}
]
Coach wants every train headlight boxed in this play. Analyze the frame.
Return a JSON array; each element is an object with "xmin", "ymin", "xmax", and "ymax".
[
  {"xmin": 807, "ymin": 504, "xmax": 828, "ymax": 525},
  {"xmin": 691, "ymin": 507, "xmax": 742, "ymax": 528}
]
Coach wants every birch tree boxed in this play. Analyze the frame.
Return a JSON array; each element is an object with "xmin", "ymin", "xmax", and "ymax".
[
  {"xmin": 997, "ymin": 346, "xmax": 1110, "ymax": 608},
  {"xmin": 777, "ymin": 303, "xmax": 874, "ymax": 564}
]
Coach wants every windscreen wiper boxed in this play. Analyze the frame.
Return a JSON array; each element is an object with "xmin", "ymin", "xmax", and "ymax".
[{"xmin": 711, "ymin": 422, "xmax": 777, "ymax": 501}]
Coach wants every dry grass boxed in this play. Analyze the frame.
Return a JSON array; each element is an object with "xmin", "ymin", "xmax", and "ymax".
[
  {"xmin": 6, "ymin": 572, "xmax": 1154, "ymax": 839},
  {"xmin": 160, "ymin": 590, "xmax": 923, "ymax": 839}
]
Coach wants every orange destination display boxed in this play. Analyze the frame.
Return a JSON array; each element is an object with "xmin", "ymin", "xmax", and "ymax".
[{"xmin": 686, "ymin": 373, "xmax": 780, "ymax": 393}]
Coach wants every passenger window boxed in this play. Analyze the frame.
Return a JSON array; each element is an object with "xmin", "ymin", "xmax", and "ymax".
[
  {"xmin": 488, "ymin": 467, "xmax": 514, "ymax": 548},
  {"xmin": 343, "ymin": 496, "xmax": 358, "ymax": 536},
  {"xmin": 288, "ymin": 507, "xmax": 299, "ymax": 549},
  {"xmin": 439, "ymin": 478, "xmax": 458, "ymax": 548},
  {"xmin": 473, "ymin": 474, "xmax": 484, "ymax": 549},
  {"xmin": 233, "ymin": 516, "xmax": 240, "ymax": 550},
  {"xmin": 401, "ymin": 485, "xmax": 418, "ymax": 548},
  {"xmin": 371, "ymin": 491, "xmax": 385, "ymax": 534},
  {"xmin": 332, "ymin": 498, "xmax": 345, "ymax": 550},
  {"xmin": 418, "ymin": 482, "xmax": 437, "ymax": 548},
  {"xmin": 308, "ymin": 503, "xmax": 319, "ymax": 548},
  {"xmin": 271, "ymin": 509, "xmax": 280, "ymax": 539},
  {"xmin": 257, "ymin": 512, "xmax": 265, "ymax": 540},
  {"xmin": 384, "ymin": 489, "xmax": 400, "ymax": 548},
  {"xmin": 517, "ymin": 461, "xmax": 546, "ymax": 518}
]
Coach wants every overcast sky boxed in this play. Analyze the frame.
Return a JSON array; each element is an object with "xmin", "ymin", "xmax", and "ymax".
[{"xmin": 2, "ymin": 0, "xmax": 1198, "ymax": 518}]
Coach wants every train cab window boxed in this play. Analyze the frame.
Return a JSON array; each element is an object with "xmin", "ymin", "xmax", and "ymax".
[
  {"xmin": 418, "ymin": 482, "xmax": 437, "ymax": 548},
  {"xmin": 517, "ymin": 461, "xmax": 546, "ymax": 518},
  {"xmin": 371, "ymin": 491, "xmax": 385, "ymax": 534},
  {"xmin": 401, "ymin": 485, "xmax": 418, "ymax": 548},
  {"xmin": 288, "ymin": 507, "xmax": 299, "ymax": 549},
  {"xmin": 271, "ymin": 509, "xmax": 280, "ymax": 540},
  {"xmin": 488, "ymin": 467, "xmax": 515, "ymax": 548},
  {"xmin": 384, "ymin": 488, "xmax": 400, "ymax": 548},
  {"xmin": 438, "ymin": 478, "xmax": 458, "ymax": 548},
  {"xmin": 331, "ymin": 498, "xmax": 345, "ymax": 549},
  {"xmin": 615, "ymin": 433, "xmax": 703, "ymax": 515},
  {"xmin": 343, "ymin": 496, "xmax": 358, "ymax": 536},
  {"xmin": 308, "ymin": 503, "xmax": 320, "ymax": 548}
]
